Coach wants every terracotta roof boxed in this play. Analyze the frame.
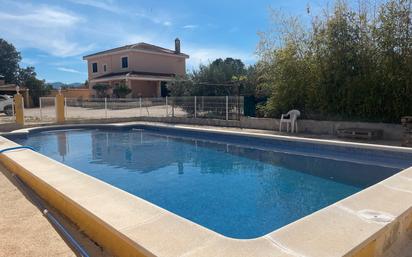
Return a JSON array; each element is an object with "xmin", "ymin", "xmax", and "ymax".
[
  {"xmin": 83, "ymin": 42, "xmax": 189, "ymax": 59},
  {"xmin": 93, "ymin": 71, "xmax": 176, "ymax": 80}
]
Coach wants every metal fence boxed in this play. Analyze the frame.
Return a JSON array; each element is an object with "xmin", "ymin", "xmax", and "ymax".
[
  {"xmin": 0, "ymin": 101, "xmax": 15, "ymax": 125},
  {"xmin": 166, "ymin": 96, "xmax": 244, "ymax": 119},
  {"xmin": 36, "ymin": 96, "xmax": 243, "ymax": 122},
  {"xmin": 37, "ymin": 97, "xmax": 55, "ymax": 122}
]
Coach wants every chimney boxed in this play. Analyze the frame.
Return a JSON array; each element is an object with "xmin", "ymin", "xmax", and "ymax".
[
  {"xmin": 0, "ymin": 75, "xmax": 4, "ymax": 86},
  {"xmin": 175, "ymin": 38, "xmax": 181, "ymax": 54}
]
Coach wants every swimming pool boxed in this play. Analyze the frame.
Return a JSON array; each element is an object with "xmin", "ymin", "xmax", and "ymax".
[{"xmin": 8, "ymin": 125, "xmax": 412, "ymax": 239}]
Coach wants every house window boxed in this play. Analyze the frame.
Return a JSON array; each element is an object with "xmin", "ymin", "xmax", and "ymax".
[
  {"xmin": 103, "ymin": 64, "xmax": 107, "ymax": 72},
  {"xmin": 121, "ymin": 57, "xmax": 128, "ymax": 68},
  {"xmin": 92, "ymin": 62, "xmax": 98, "ymax": 73}
]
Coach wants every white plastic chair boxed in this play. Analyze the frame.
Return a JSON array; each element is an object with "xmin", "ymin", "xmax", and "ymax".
[{"xmin": 279, "ymin": 110, "xmax": 301, "ymax": 133}]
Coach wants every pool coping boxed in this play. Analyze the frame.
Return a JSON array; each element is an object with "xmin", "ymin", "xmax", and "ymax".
[
  {"xmin": 5, "ymin": 122, "xmax": 412, "ymax": 153},
  {"xmin": 0, "ymin": 122, "xmax": 411, "ymax": 257}
]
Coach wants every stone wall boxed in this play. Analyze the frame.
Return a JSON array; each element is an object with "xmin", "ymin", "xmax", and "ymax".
[
  {"xmin": 2, "ymin": 115, "xmax": 401, "ymax": 140},
  {"xmin": 401, "ymin": 116, "xmax": 412, "ymax": 146},
  {"xmin": 238, "ymin": 117, "xmax": 403, "ymax": 140},
  {"xmin": 135, "ymin": 116, "xmax": 403, "ymax": 140}
]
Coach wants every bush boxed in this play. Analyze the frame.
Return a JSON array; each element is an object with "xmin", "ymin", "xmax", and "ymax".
[
  {"xmin": 113, "ymin": 83, "xmax": 131, "ymax": 98},
  {"xmin": 257, "ymin": 0, "xmax": 412, "ymax": 123},
  {"xmin": 92, "ymin": 83, "xmax": 109, "ymax": 98}
]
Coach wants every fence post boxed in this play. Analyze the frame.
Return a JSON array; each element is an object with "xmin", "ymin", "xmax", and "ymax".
[
  {"xmin": 194, "ymin": 96, "xmax": 197, "ymax": 118},
  {"xmin": 104, "ymin": 98, "xmax": 107, "ymax": 119},
  {"xmin": 139, "ymin": 97, "xmax": 142, "ymax": 117},
  {"xmin": 11, "ymin": 99, "xmax": 15, "ymax": 120},
  {"xmin": 14, "ymin": 87, "xmax": 24, "ymax": 126},
  {"xmin": 55, "ymin": 90, "xmax": 65, "ymax": 124},
  {"xmin": 165, "ymin": 96, "xmax": 168, "ymax": 117},
  {"xmin": 226, "ymin": 96, "xmax": 229, "ymax": 120},
  {"xmin": 172, "ymin": 101, "xmax": 175, "ymax": 117},
  {"xmin": 64, "ymin": 97, "xmax": 67, "ymax": 118},
  {"xmin": 237, "ymin": 95, "xmax": 240, "ymax": 121},
  {"xmin": 39, "ymin": 97, "xmax": 42, "ymax": 121}
]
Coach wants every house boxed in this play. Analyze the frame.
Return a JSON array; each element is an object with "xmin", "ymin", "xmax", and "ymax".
[{"xmin": 83, "ymin": 39, "xmax": 189, "ymax": 98}]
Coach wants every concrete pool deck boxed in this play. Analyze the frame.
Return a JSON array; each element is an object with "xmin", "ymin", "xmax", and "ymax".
[
  {"xmin": 0, "ymin": 119, "xmax": 403, "ymax": 147},
  {"xmin": 1, "ymin": 122, "xmax": 412, "ymax": 257},
  {"xmin": 0, "ymin": 164, "xmax": 111, "ymax": 257}
]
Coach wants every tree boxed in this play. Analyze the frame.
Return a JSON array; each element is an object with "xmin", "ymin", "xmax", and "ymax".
[
  {"xmin": 0, "ymin": 39, "xmax": 21, "ymax": 83},
  {"xmin": 190, "ymin": 58, "xmax": 246, "ymax": 96},
  {"xmin": 371, "ymin": 0, "xmax": 412, "ymax": 121},
  {"xmin": 169, "ymin": 58, "xmax": 258, "ymax": 97},
  {"xmin": 168, "ymin": 58, "xmax": 261, "ymax": 118},
  {"xmin": 92, "ymin": 83, "xmax": 109, "ymax": 98},
  {"xmin": 16, "ymin": 66, "xmax": 36, "ymax": 86},
  {"xmin": 168, "ymin": 75, "xmax": 194, "ymax": 96},
  {"xmin": 0, "ymin": 39, "xmax": 54, "ymax": 107},
  {"xmin": 256, "ymin": 0, "xmax": 412, "ymax": 122},
  {"xmin": 16, "ymin": 66, "xmax": 52, "ymax": 106},
  {"xmin": 113, "ymin": 83, "xmax": 131, "ymax": 98},
  {"xmin": 25, "ymin": 77, "xmax": 52, "ymax": 106}
]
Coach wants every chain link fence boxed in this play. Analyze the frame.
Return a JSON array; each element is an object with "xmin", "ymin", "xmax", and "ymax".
[
  {"xmin": 1, "ymin": 96, "xmax": 47, "ymax": 125},
  {"xmin": 167, "ymin": 96, "xmax": 243, "ymax": 120},
  {"xmin": 1, "ymin": 96, "xmax": 244, "ymax": 125},
  {"xmin": 61, "ymin": 96, "xmax": 243, "ymax": 122},
  {"xmin": 0, "ymin": 96, "xmax": 15, "ymax": 125}
]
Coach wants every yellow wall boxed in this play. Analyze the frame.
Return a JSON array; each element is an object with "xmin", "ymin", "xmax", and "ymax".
[{"xmin": 49, "ymin": 89, "xmax": 90, "ymax": 99}]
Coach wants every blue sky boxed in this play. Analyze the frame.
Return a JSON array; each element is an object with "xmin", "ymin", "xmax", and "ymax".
[{"xmin": 0, "ymin": 0, "xmax": 334, "ymax": 83}]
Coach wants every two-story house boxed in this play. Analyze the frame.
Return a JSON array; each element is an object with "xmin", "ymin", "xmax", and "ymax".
[{"xmin": 83, "ymin": 38, "xmax": 189, "ymax": 98}]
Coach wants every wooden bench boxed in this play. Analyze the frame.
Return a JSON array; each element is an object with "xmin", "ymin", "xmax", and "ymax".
[{"xmin": 336, "ymin": 128, "xmax": 383, "ymax": 140}]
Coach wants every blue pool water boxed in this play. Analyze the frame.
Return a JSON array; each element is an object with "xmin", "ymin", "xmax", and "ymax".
[{"xmin": 9, "ymin": 127, "xmax": 410, "ymax": 239}]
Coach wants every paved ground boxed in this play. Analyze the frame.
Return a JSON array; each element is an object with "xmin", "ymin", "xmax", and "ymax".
[
  {"xmin": 0, "ymin": 105, "xmax": 190, "ymax": 125},
  {"xmin": 0, "ymin": 164, "xmax": 111, "ymax": 257},
  {"xmin": 167, "ymin": 123, "xmax": 404, "ymax": 146}
]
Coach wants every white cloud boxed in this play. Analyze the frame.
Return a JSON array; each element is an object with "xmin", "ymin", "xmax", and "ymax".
[
  {"xmin": 183, "ymin": 24, "xmax": 198, "ymax": 29},
  {"xmin": 134, "ymin": 10, "xmax": 173, "ymax": 27},
  {"xmin": 68, "ymin": 0, "xmax": 121, "ymax": 13},
  {"xmin": 20, "ymin": 58, "xmax": 38, "ymax": 66},
  {"xmin": 70, "ymin": 0, "xmax": 174, "ymax": 27},
  {"xmin": 0, "ymin": 6, "xmax": 81, "ymax": 27},
  {"xmin": 118, "ymin": 34, "xmax": 155, "ymax": 45},
  {"xmin": 57, "ymin": 67, "xmax": 85, "ymax": 74},
  {"xmin": 0, "ymin": 3, "xmax": 93, "ymax": 57}
]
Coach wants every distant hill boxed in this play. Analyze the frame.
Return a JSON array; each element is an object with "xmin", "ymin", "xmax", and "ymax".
[{"xmin": 48, "ymin": 82, "xmax": 84, "ymax": 88}]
